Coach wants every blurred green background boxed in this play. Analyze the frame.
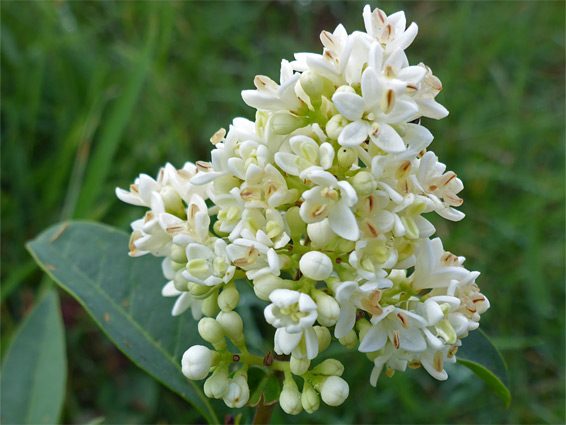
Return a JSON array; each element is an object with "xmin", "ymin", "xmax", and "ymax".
[{"xmin": 2, "ymin": 1, "xmax": 564, "ymax": 423}]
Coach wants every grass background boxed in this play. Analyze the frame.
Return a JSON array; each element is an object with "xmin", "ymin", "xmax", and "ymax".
[{"xmin": 1, "ymin": 1, "xmax": 564, "ymax": 423}]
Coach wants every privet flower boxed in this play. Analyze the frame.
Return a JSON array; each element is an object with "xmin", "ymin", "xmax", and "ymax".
[{"xmin": 117, "ymin": 4, "xmax": 489, "ymax": 414}]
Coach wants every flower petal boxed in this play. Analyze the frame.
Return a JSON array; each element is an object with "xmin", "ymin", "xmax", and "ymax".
[
  {"xmin": 338, "ymin": 120, "xmax": 370, "ymax": 147},
  {"xmin": 328, "ymin": 201, "xmax": 359, "ymax": 241},
  {"xmin": 332, "ymin": 92, "xmax": 365, "ymax": 121}
]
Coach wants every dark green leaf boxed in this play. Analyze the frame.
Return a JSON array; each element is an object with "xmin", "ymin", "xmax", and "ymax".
[
  {"xmin": 0, "ymin": 290, "xmax": 67, "ymax": 424},
  {"xmin": 26, "ymin": 221, "xmax": 221, "ymax": 424},
  {"xmin": 457, "ymin": 329, "xmax": 511, "ymax": 407},
  {"xmin": 247, "ymin": 367, "xmax": 280, "ymax": 407}
]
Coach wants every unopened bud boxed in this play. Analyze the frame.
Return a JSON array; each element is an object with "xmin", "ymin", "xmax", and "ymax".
[
  {"xmin": 299, "ymin": 251, "xmax": 332, "ymax": 281},
  {"xmin": 312, "ymin": 358, "xmax": 344, "ymax": 376},
  {"xmin": 356, "ymin": 318, "xmax": 372, "ymax": 341},
  {"xmin": 173, "ymin": 270, "xmax": 189, "ymax": 291},
  {"xmin": 337, "ymin": 146, "xmax": 358, "ymax": 169},
  {"xmin": 198, "ymin": 318, "xmax": 226, "ymax": 349},
  {"xmin": 223, "ymin": 373, "xmax": 249, "ymax": 408},
  {"xmin": 170, "ymin": 244, "xmax": 187, "ymax": 264},
  {"xmin": 338, "ymin": 329, "xmax": 358, "ymax": 349},
  {"xmin": 290, "ymin": 356, "xmax": 310, "ymax": 376},
  {"xmin": 312, "ymin": 291, "xmax": 340, "ymax": 326},
  {"xmin": 181, "ymin": 345, "xmax": 216, "ymax": 380},
  {"xmin": 286, "ymin": 206, "xmax": 306, "ymax": 240},
  {"xmin": 314, "ymin": 326, "xmax": 331, "ymax": 353},
  {"xmin": 280, "ymin": 378, "xmax": 303, "ymax": 415},
  {"xmin": 218, "ymin": 282, "xmax": 239, "ymax": 312},
  {"xmin": 300, "ymin": 72, "xmax": 333, "ymax": 106},
  {"xmin": 320, "ymin": 376, "xmax": 349, "ymax": 406},
  {"xmin": 216, "ymin": 311, "xmax": 244, "ymax": 345},
  {"xmin": 270, "ymin": 112, "xmax": 305, "ymax": 135},
  {"xmin": 204, "ymin": 368, "xmax": 230, "ymax": 399},
  {"xmin": 307, "ymin": 219, "xmax": 336, "ymax": 249},
  {"xmin": 188, "ymin": 281, "xmax": 211, "ymax": 298},
  {"xmin": 201, "ymin": 291, "xmax": 219, "ymax": 317},
  {"xmin": 161, "ymin": 187, "xmax": 185, "ymax": 218},
  {"xmin": 301, "ymin": 382, "xmax": 320, "ymax": 414},
  {"xmin": 350, "ymin": 171, "xmax": 377, "ymax": 196},
  {"xmin": 253, "ymin": 274, "xmax": 293, "ymax": 301},
  {"xmin": 336, "ymin": 238, "xmax": 355, "ymax": 254},
  {"xmin": 326, "ymin": 114, "xmax": 348, "ymax": 139}
]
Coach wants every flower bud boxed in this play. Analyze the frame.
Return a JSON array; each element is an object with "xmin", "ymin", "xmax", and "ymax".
[
  {"xmin": 300, "ymin": 72, "xmax": 333, "ymax": 106},
  {"xmin": 299, "ymin": 251, "xmax": 332, "ymax": 281},
  {"xmin": 286, "ymin": 206, "xmax": 306, "ymax": 241},
  {"xmin": 173, "ymin": 269, "xmax": 189, "ymax": 291},
  {"xmin": 254, "ymin": 274, "xmax": 293, "ymax": 301},
  {"xmin": 223, "ymin": 373, "xmax": 249, "ymax": 408},
  {"xmin": 290, "ymin": 356, "xmax": 310, "ymax": 376},
  {"xmin": 312, "ymin": 291, "xmax": 340, "ymax": 326},
  {"xmin": 216, "ymin": 311, "xmax": 244, "ymax": 345},
  {"xmin": 201, "ymin": 291, "xmax": 219, "ymax": 317},
  {"xmin": 350, "ymin": 170, "xmax": 377, "ymax": 196},
  {"xmin": 314, "ymin": 326, "xmax": 331, "ymax": 353},
  {"xmin": 270, "ymin": 112, "xmax": 305, "ymax": 135},
  {"xmin": 188, "ymin": 281, "xmax": 211, "ymax": 298},
  {"xmin": 312, "ymin": 358, "xmax": 344, "ymax": 376},
  {"xmin": 338, "ymin": 329, "xmax": 358, "ymax": 349},
  {"xmin": 336, "ymin": 238, "xmax": 355, "ymax": 254},
  {"xmin": 181, "ymin": 345, "xmax": 216, "ymax": 380},
  {"xmin": 280, "ymin": 378, "xmax": 303, "ymax": 415},
  {"xmin": 320, "ymin": 376, "xmax": 349, "ymax": 406},
  {"xmin": 170, "ymin": 244, "xmax": 187, "ymax": 264},
  {"xmin": 198, "ymin": 318, "xmax": 226, "ymax": 349},
  {"xmin": 161, "ymin": 186, "xmax": 185, "ymax": 217},
  {"xmin": 326, "ymin": 114, "xmax": 348, "ymax": 139},
  {"xmin": 307, "ymin": 220, "xmax": 336, "ymax": 249},
  {"xmin": 337, "ymin": 146, "xmax": 357, "ymax": 169},
  {"xmin": 301, "ymin": 382, "xmax": 320, "ymax": 414},
  {"xmin": 356, "ymin": 318, "xmax": 372, "ymax": 341},
  {"xmin": 204, "ymin": 368, "xmax": 230, "ymax": 399},
  {"xmin": 218, "ymin": 282, "xmax": 239, "ymax": 312}
]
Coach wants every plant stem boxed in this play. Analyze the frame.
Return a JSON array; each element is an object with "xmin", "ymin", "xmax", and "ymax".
[{"xmin": 252, "ymin": 399, "xmax": 276, "ymax": 425}]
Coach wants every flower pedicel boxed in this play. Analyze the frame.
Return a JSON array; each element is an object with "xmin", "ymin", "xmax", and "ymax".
[{"xmin": 117, "ymin": 5, "xmax": 489, "ymax": 414}]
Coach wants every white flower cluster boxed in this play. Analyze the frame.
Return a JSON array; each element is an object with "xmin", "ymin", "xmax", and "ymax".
[{"xmin": 117, "ymin": 5, "xmax": 489, "ymax": 414}]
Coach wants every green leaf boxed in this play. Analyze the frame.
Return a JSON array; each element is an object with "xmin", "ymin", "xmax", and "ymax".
[
  {"xmin": 0, "ymin": 290, "xmax": 67, "ymax": 424},
  {"xmin": 457, "ymin": 329, "xmax": 511, "ymax": 407},
  {"xmin": 247, "ymin": 367, "xmax": 280, "ymax": 407},
  {"xmin": 26, "ymin": 221, "xmax": 221, "ymax": 424}
]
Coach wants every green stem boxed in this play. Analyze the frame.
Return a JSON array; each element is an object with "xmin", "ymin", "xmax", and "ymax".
[{"xmin": 252, "ymin": 399, "xmax": 276, "ymax": 425}]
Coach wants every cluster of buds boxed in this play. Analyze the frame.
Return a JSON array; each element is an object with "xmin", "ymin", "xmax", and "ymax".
[{"xmin": 117, "ymin": 5, "xmax": 489, "ymax": 414}]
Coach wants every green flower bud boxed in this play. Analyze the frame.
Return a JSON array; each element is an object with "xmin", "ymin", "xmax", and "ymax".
[
  {"xmin": 336, "ymin": 238, "xmax": 355, "ymax": 254},
  {"xmin": 161, "ymin": 186, "xmax": 185, "ymax": 218},
  {"xmin": 338, "ymin": 329, "xmax": 358, "ymax": 349},
  {"xmin": 356, "ymin": 318, "xmax": 372, "ymax": 341},
  {"xmin": 201, "ymin": 291, "xmax": 219, "ymax": 317},
  {"xmin": 314, "ymin": 326, "xmax": 331, "ymax": 353},
  {"xmin": 280, "ymin": 377, "xmax": 303, "ymax": 415},
  {"xmin": 270, "ymin": 112, "xmax": 305, "ymax": 135},
  {"xmin": 337, "ymin": 146, "xmax": 358, "ymax": 169},
  {"xmin": 312, "ymin": 291, "xmax": 340, "ymax": 326},
  {"xmin": 300, "ymin": 72, "xmax": 333, "ymax": 106},
  {"xmin": 174, "ymin": 270, "xmax": 189, "ymax": 291},
  {"xmin": 312, "ymin": 358, "xmax": 344, "ymax": 376},
  {"xmin": 170, "ymin": 244, "xmax": 187, "ymax": 264},
  {"xmin": 213, "ymin": 220, "xmax": 229, "ymax": 237},
  {"xmin": 198, "ymin": 318, "xmax": 226, "ymax": 349},
  {"xmin": 307, "ymin": 220, "xmax": 337, "ymax": 250},
  {"xmin": 301, "ymin": 382, "xmax": 320, "ymax": 414},
  {"xmin": 218, "ymin": 282, "xmax": 239, "ymax": 312},
  {"xmin": 253, "ymin": 274, "xmax": 293, "ymax": 301},
  {"xmin": 290, "ymin": 356, "xmax": 310, "ymax": 376},
  {"xmin": 350, "ymin": 170, "xmax": 377, "ymax": 196},
  {"xmin": 286, "ymin": 206, "xmax": 306, "ymax": 241},
  {"xmin": 216, "ymin": 311, "xmax": 244, "ymax": 345},
  {"xmin": 326, "ymin": 114, "xmax": 348, "ymax": 139},
  {"xmin": 188, "ymin": 281, "xmax": 210, "ymax": 297}
]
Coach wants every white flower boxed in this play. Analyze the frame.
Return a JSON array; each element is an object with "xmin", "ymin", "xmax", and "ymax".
[
  {"xmin": 181, "ymin": 345, "xmax": 215, "ymax": 380},
  {"xmin": 182, "ymin": 239, "xmax": 235, "ymax": 286},
  {"xmin": 223, "ymin": 372, "xmax": 250, "ymax": 408},
  {"xmin": 264, "ymin": 289, "xmax": 319, "ymax": 359},
  {"xmin": 226, "ymin": 238, "xmax": 282, "ymax": 280},
  {"xmin": 362, "ymin": 6, "xmax": 418, "ymax": 54},
  {"xmin": 359, "ymin": 305, "xmax": 427, "ymax": 353},
  {"xmin": 280, "ymin": 379, "xmax": 303, "ymax": 415},
  {"xmin": 161, "ymin": 281, "xmax": 203, "ymax": 318},
  {"xmin": 300, "ymin": 169, "xmax": 359, "ymax": 241},
  {"xmin": 275, "ymin": 135, "xmax": 334, "ymax": 176}
]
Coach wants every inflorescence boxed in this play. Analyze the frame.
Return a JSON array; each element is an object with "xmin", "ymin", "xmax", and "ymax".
[{"xmin": 117, "ymin": 5, "xmax": 489, "ymax": 414}]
